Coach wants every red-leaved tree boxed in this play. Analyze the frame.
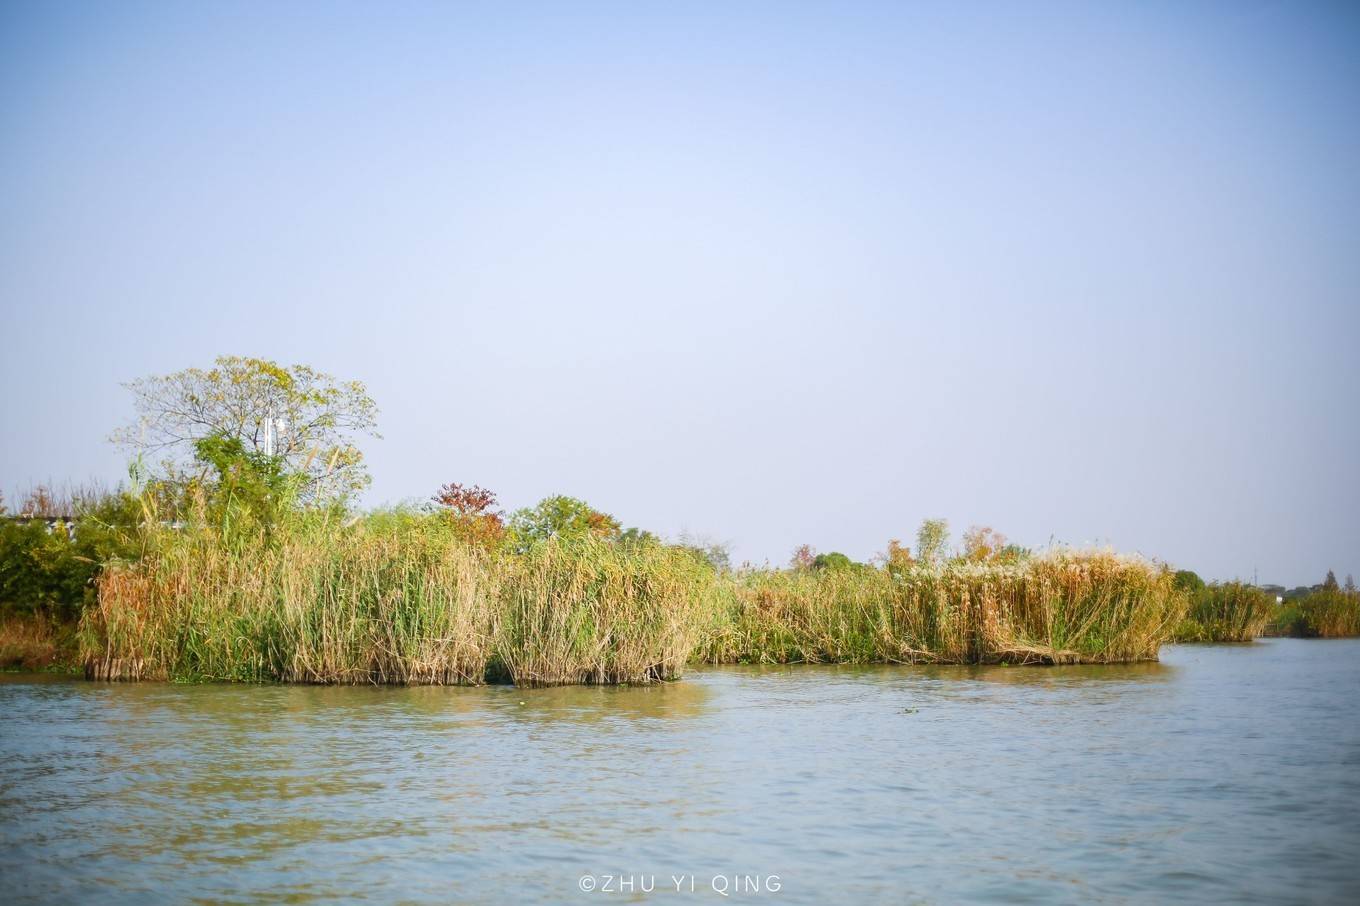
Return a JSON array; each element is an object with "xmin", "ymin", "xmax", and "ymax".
[{"xmin": 432, "ymin": 482, "xmax": 504, "ymax": 549}]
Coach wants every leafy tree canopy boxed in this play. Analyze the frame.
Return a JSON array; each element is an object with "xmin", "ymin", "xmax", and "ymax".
[
  {"xmin": 113, "ymin": 356, "xmax": 379, "ymax": 503},
  {"xmin": 431, "ymin": 482, "xmax": 505, "ymax": 550},
  {"xmin": 812, "ymin": 551, "xmax": 855, "ymax": 571},
  {"xmin": 192, "ymin": 433, "xmax": 303, "ymax": 534},
  {"xmin": 1174, "ymin": 570, "xmax": 1206, "ymax": 594},
  {"xmin": 916, "ymin": 518, "xmax": 949, "ymax": 565},
  {"xmin": 673, "ymin": 532, "xmax": 732, "ymax": 573},
  {"xmin": 507, "ymin": 496, "xmax": 621, "ymax": 546}
]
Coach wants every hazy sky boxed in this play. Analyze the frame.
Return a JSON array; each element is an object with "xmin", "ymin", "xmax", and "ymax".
[{"xmin": 2, "ymin": 1, "xmax": 1356, "ymax": 585}]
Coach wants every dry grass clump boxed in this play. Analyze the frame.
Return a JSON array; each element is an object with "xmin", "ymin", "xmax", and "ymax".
[
  {"xmin": 0, "ymin": 614, "xmax": 79, "ymax": 671},
  {"xmin": 698, "ymin": 551, "xmax": 1183, "ymax": 665}
]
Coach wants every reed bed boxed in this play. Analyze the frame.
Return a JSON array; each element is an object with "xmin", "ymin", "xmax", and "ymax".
[
  {"xmin": 1172, "ymin": 581, "xmax": 1275, "ymax": 643},
  {"xmin": 87, "ymin": 521, "xmax": 496, "ymax": 684},
  {"xmin": 698, "ymin": 551, "xmax": 1185, "ymax": 665},
  {"xmin": 85, "ymin": 523, "xmax": 721, "ymax": 686},
  {"xmin": 495, "ymin": 541, "xmax": 720, "ymax": 685},
  {"xmin": 84, "ymin": 524, "xmax": 1186, "ymax": 684},
  {"xmin": 1270, "ymin": 589, "xmax": 1360, "ymax": 639}
]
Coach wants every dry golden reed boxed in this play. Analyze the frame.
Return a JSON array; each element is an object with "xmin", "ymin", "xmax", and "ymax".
[{"xmin": 699, "ymin": 551, "xmax": 1184, "ymax": 665}]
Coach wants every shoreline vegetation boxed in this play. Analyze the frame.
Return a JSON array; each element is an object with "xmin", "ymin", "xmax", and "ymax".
[
  {"xmin": 4, "ymin": 356, "xmax": 1358, "ymax": 685},
  {"xmin": 1171, "ymin": 578, "xmax": 1276, "ymax": 643},
  {"xmin": 84, "ymin": 517, "xmax": 1183, "ymax": 685}
]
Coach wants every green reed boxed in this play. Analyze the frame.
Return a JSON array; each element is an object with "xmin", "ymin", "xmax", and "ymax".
[
  {"xmin": 1172, "ymin": 581, "xmax": 1275, "ymax": 643},
  {"xmin": 1269, "ymin": 589, "xmax": 1360, "ymax": 639}
]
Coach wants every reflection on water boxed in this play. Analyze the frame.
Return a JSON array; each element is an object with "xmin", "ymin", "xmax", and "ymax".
[{"xmin": 2, "ymin": 640, "xmax": 1358, "ymax": 903}]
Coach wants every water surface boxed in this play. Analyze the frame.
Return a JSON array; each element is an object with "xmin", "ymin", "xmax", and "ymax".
[{"xmin": 2, "ymin": 640, "xmax": 1358, "ymax": 903}]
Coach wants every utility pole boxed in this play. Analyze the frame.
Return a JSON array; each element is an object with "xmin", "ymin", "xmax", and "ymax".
[{"xmin": 264, "ymin": 404, "xmax": 274, "ymax": 457}]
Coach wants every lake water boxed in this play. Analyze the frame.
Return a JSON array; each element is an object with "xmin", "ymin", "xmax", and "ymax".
[{"xmin": 2, "ymin": 639, "xmax": 1358, "ymax": 903}]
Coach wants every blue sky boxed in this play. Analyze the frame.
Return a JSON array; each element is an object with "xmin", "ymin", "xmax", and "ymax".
[{"xmin": 1, "ymin": 1, "xmax": 1357, "ymax": 584}]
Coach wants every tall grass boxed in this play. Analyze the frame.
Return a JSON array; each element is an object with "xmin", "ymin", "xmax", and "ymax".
[
  {"xmin": 1172, "ymin": 581, "xmax": 1275, "ymax": 643},
  {"xmin": 0, "ymin": 613, "xmax": 79, "ymax": 671},
  {"xmin": 84, "ymin": 520, "xmax": 1187, "ymax": 684},
  {"xmin": 1269, "ymin": 589, "xmax": 1360, "ymax": 639},
  {"xmin": 88, "ymin": 518, "xmax": 496, "ymax": 684},
  {"xmin": 86, "ymin": 518, "xmax": 721, "ymax": 686},
  {"xmin": 495, "ymin": 541, "xmax": 719, "ymax": 685},
  {"xmin": 698, "ymin": 552, "xmax": 1184, "ymax": 665}
]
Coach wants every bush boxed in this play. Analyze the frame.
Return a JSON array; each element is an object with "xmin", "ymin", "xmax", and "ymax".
[{"xmin": 0, "ymin": 490, "xmax": 144, "ymax": 622}]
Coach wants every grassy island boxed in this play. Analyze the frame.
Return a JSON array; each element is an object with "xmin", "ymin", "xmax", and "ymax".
[{"xmin": 4, "ymin": 356, "xmax": 1357, "ymax": 684}]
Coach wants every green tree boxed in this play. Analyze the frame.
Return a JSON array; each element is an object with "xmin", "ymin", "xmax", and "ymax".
[
  {"xmin": 113, "ymin": 356, "xmax": 379, "ymax": 503},
  {"xmin": 192, "ymin": 433, "xmax": 304, "ymax": 538},
  {"xmin": 1173, "ymin": 570, "xmax": 1206, "ymax": 594},
  {"xmin": 673, "ymin": 532, "xmax": 731, "ymax": 572},
  {"xmin": 916, "ymin": 518, "xmax": 949, "ymax": 565},
  {"xmin": 812, "ymin": 551, "xmax": 854, "ymax": 571},
  {"xmin": 507, "ymin": 496, "xmax": 621, "ymax": 547},
  {"xmin": 618, "ymin": 527, "xmax": 658, "ymax": 547}
]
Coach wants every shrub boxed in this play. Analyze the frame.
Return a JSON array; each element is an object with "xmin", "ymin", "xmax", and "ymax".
[
  {"xmin": 0, "ymin": 488, "xmax": 144, "ymax": 622},
  {"xmin": 0, "ymin": 613, "xmax": 80, "ymax": 670}
]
